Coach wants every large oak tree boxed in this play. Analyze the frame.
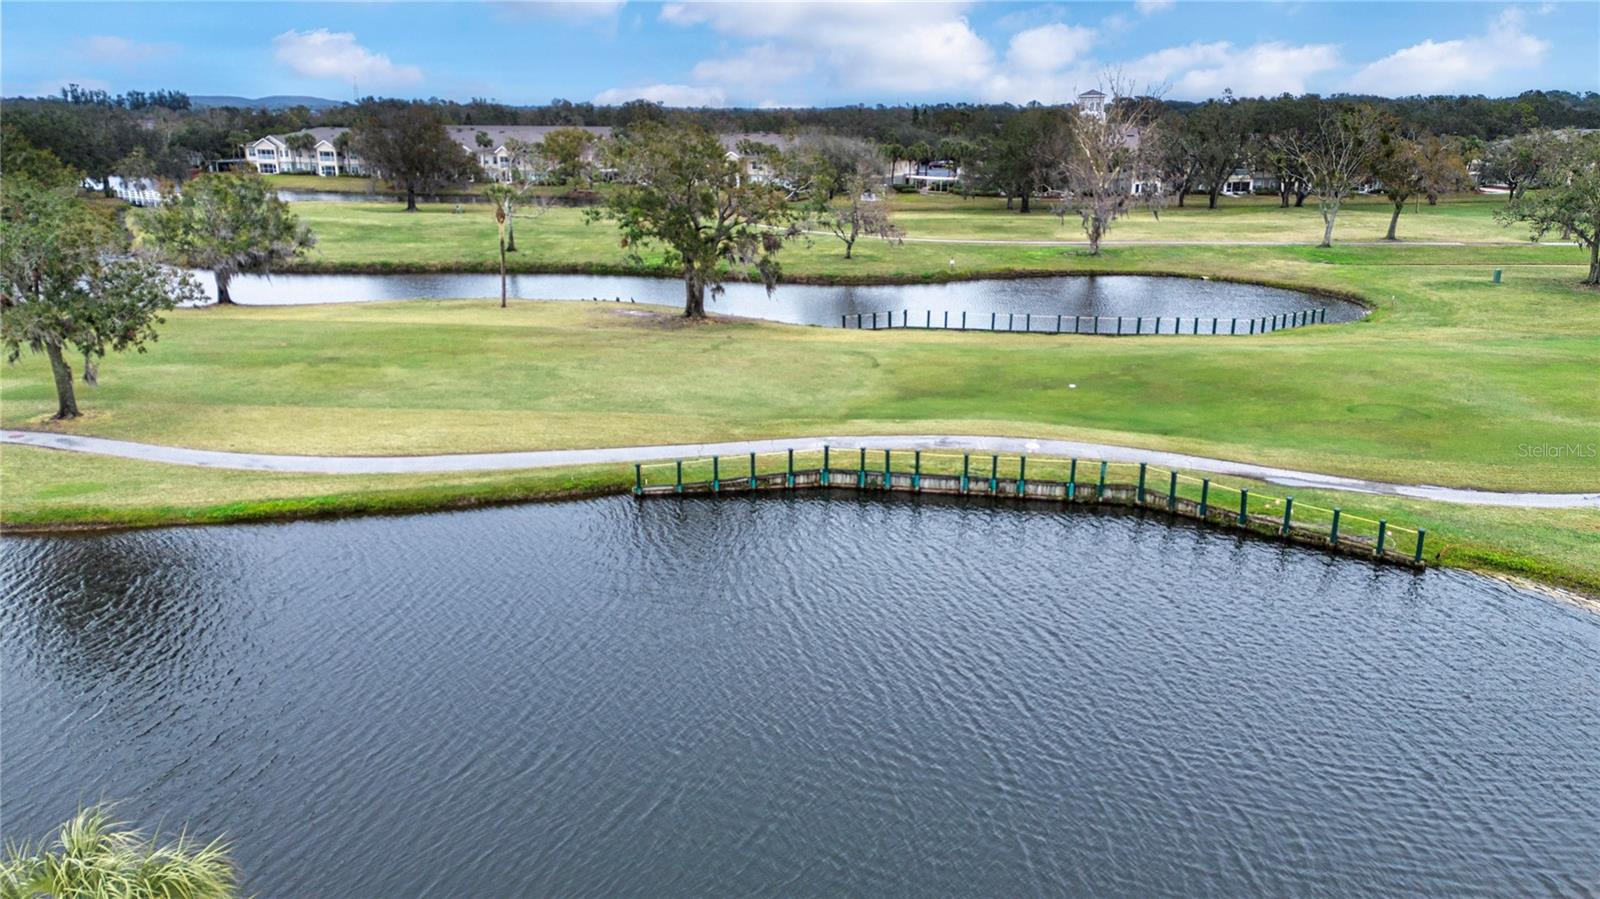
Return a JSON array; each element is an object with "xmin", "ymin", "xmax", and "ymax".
[
  {"xmin": 2, "ymin": 178, "xmax": 200, "ymax": 418},
  {"xmin": 590, "ymin": 123, "xmax": 796, "ymax": 319},
  {"xmin": 350, "ymin": 101, "xmax": 480, "ymax": 211},
  {"xmin": 142, "ymin": 172, "xmax": 315, "ymax": 304}
]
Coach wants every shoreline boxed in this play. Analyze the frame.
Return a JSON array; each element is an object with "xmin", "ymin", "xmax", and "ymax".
[
  {"xmin": 7, "ymin": 474, "xmax": 1597, "ymax": 603},
  {"xmin": 270, "ymin": 259, "xmax": 1378, "ymax": 309}
]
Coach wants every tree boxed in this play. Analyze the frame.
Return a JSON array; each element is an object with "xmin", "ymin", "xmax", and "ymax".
[
  {"xmin": 973, "ymin": 107, "xmax": 1073, "ymax": 213},
  {"xmin": 539, "ymin": 127, "xmax": 598, "ymax": 187},
  {"xmin": 1277, "ymin": 104, "xmax": 1385, "ymax": 247},
  {"xmin": 484, "ymin": 183, "xmax": 549, "ymax": 306},
  {"xmin": 1497, "ymin": 135, "xmax": 1600, "ymax": 284},
  {"xmin": 285, "ymin": 131, "xmax": 317, "ymax": 156},
  {"xmin": 1367, "ymin": 116, "xmax": 1424, "ymax": 241},
  {"xmin": 795, "ymin": 136, "xmax": 904, "ymax": 258},
  {"xmin": 350, "ymin": 102, "xmax": 480, "ymax": 211},
  {"xmin": 1415, "ymin": 134, "xmax": 1472, "ymax": 205},
  {"xmin": 1480, "ymin": 130, "xmax": 1555, "ymax": 202},
  {"xmin": 1, "ymin": 178, "xmax": 200, "ymax": 418},
  {"xmin": 142, "ymin": 173, "xmax": 315, "ymax": 305},
  {"xmin": 1187, "ymin": 95, "xmax": 1252, "ymax": 209},
  {"xmin": 590, "ymin": 122, "xmax": 797, "ymax": 319},
  {"xmin": 0, "ymin": 805, "xmax": 236, "ymax": 899},
  {"xmin": 1153, "ymin": 110, "xmax": 1202, "ymax": 207},
  {"xmin": 1051, "ymin": 87, "xmax": 1162, "ymax": 255}
]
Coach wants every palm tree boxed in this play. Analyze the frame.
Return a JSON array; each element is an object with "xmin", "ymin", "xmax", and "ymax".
[{"xmin": 0, "ymin": 805, "xmax": 237, "ymax": 899}]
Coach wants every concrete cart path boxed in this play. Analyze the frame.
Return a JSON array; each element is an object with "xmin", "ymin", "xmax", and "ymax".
[{"xmin": 7, "ymin": 430, "xmax": 1597, "ymax": 509}]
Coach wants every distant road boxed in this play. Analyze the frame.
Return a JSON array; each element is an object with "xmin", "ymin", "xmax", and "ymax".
[{"xmin": 7, "ymin": 430, "xmax": 1596, "ymax": 509}]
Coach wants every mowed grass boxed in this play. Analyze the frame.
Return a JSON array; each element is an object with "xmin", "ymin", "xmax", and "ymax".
[
  {"xmin": 2, "ymin": 256, "xmax": 1595, "ymax": 492},
  {"xmin": 271, "ymin": 199, "xmax": 1584, "ymax": 279},
  {"xmin": 16, "ymin": 198, "xmax": 1599, "ymax": 590},
  {"xmin": 890, "ymin": 191, "xmax": 1544, "ymax": 244}
]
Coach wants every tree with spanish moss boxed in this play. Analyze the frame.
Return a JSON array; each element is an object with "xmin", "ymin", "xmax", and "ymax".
[
  {"xmin": 2, "ymin": 177, "xmax": 200, "ymax": 419},
  {"xmin": 589, "ymin": 123, "xmax": 797, "ymax": 319},
  {"xmin": 1497, "ymin": 134, "xmax": 1600, "ymax": 285},
  {"xmin": 1052, "ymin": 86, "xmax": 1162, "ymax": 255},
  {"xmin": 142, "ymin": 172, "xmax": 315, "ymax": 305},
  {"xmin": 350, "ymin": 101, "xmax": 480, "ymax": 211}
]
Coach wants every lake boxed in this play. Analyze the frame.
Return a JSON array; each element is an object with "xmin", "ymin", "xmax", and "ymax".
[
  {"xmin": 3, "ymin": 495, "xmax": 1594, "ymax": 896},
  {"xmin": 209, "ymin": 271, "xmax": 1365, "ymax": 329}
]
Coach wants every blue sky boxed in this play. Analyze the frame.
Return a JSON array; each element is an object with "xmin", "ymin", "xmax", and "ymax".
[{"xmin": 3, "ymin": 1, "xmax": 1596, "ymax": 106}]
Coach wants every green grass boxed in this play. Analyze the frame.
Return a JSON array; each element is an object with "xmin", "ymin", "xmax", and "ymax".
[
  {"xmin": 6, "ymin": 445, "xmax": 1597, "ymax": 596},
  {"xmin": 14, "ymin": 195, "xmax": 1600, "ymax": 592}
]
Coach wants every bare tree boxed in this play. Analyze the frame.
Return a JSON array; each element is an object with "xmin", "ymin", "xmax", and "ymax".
[
  {"xmin": 1051, "ymin": 83, "xmax": 1161, "ymax": 255},
  {"xmin": 1277, "ymin": 105, "xmax": 1385, "ymax": 248},
  {"xmin": 792, "ymin": 135, "xmax": 904, "ymax": 258}
]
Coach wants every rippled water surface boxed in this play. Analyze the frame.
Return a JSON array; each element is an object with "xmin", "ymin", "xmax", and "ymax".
[
  {"xmin": 209, "ymin": 271, "xmax": 1364, "ymax": 327},
  {"xmin": 3, "ymin": 496, "xmax": 1596, "ymax": 897}
]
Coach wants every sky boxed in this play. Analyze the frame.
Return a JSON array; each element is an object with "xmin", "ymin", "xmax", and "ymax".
[{"xmin": 2, "ymin": 1, "xmax": 1597, "ymax": 107}]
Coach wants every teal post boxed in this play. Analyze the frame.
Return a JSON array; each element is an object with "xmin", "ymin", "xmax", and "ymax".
[
  {"xmin": 1017, "ymin": 456, "xmax": 1027, "ymax": 496},
  {"xmin": 1199, "ymin": 479, "xmax": 1210, "ymax": 518},
  {"xmin": 1492, "ymin": 268, "xmax": 1502, "ymax": 284},
  {"xmin": 989, "ymin": 454, "xmax": 999, "ymax": 495},
  {"xmin": 749, "ymin": 452, "xmax": 757, "ymax": 489},
  {"xmin": 913, "ymin": 450, "xmax": 921, "ymax": 491},
  {"xmin": 1415, "ymin": 529, "xmax": 1427, "ymax": 564},
  {"xmin": 1097, "ymin": 460, "xmax": 1107, "ymax": 499},
  {"xmin": 822, "ymin": 445, "xmax": 830, "ymax": 486},
  {"xmin": 634, "ymin": 463, "xmax": 643, "ymax": 495},
  {"xmin": 1116, "ymin": 315, "xmax": 1122, "ymax": 335},
  {"xmin": 787, "ymin": 448, "xmax": 794, "ymax": 487},
  {"xmin": 1376, "ymin": 519, "xmax": 1388, "ymax": 556},
  {"xmin": 1281, "ymin": 496, "xmax": 1294, "ymax": 536},
  {"xmin": 1068, "ymin": 458, "xmax": 1077, "ymax": 501},
  {"xmin": 1330, "ymin": 508, "xmax": 1341, "ymax": 546},
  {"xmin": 712, "ymin": 455, "xmax": 720, "ymax": 492},
  {"xmin": 1238, "ymin": 488, "xmax": 1249, "ymax": 525},
  {"xmin": 858, "ymin": 447, "xmax": 866, "ymax": 489},
  {"xmin": 676, "ymin": 459, "xmax": 683, "ymax": 494},
  {"xmin": 883, "ymin": 449, "xmax": 891, "ymax": 490},
  {"xmin": 1230, "ymin": 317, "xmax": 1237, "ymax": 335},
  {"xmin": 1168, "ymin": 470, "xmax": 1177, "ymax": 511},
  {"xmin": 962, "ymin": 453, "xmax": 970, "ymax": 493},
  {"xmin": 1137, "ymin": 462, "xmax": 1147, "ymax": 504}
]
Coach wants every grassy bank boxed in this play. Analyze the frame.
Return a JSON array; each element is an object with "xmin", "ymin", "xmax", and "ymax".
[
  {"xmin": 9, "ymin": 195, "xmax": 1596, "ymax": 592},
  {"xmin": 5, "ymin": 445, "xmax": 1596, "ymax": 595}
]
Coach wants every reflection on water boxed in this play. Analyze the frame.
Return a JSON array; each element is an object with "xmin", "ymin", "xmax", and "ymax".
[
  {"xmin": 3, "ymin": 495, "xmax": 1595, "ymax": 897},
  {"xmin": 208, "ymin": 271, "xmax": 1366, "ymax": 327}
]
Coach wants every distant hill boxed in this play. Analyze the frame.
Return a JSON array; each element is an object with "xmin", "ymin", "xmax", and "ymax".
[{"xmin": 191, "ymin": 95, "xmax": 346, "ymax": 111}]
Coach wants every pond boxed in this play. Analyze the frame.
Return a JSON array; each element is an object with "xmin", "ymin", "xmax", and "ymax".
[
  {"xmin": 210, "ymin": 271, "xmax": 1366, "ymax": 329},
  {"xmin": 3, "ymin": 495, "xmax": 1595, "ymax": 897}
]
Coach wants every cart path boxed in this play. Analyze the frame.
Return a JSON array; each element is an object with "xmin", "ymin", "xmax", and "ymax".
[{"xmin": 7, "ymin": 430, "xmax": 1596, "ymax": 509}]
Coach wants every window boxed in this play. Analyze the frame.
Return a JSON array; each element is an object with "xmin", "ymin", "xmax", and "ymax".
[
  {"xmin": 319, "ymin": 166, "xmax": 337, "ymax": 177},
  {"xmin": 319, "ymin": 151, "xmax": 335, "ymax": 161},
  {"xmin": 259, "ymin": 163, "xmax": 278, "ymax": 174},
  {"xmin": 257, "ymin": 147, "xmax": 276, "ymax": 159}
]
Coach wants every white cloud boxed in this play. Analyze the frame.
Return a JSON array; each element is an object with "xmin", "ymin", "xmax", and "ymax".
[
  {"xmin": 1130, "ymin": 40, "xmax": 1341, "ymax": 97},
  {"xmin": 593, "ymin": 82, "xmax": 727, "ymax": 106},
  {"xmin": 272, "ymin": 29, "xmax": 423, "ymax": 87},
  {"xmin": 658, "ymin": 1, "xmax": 994, "ymax": 93},
  {"xmin": 74, "ymin": 35, "xmax": 176, "ymax": 67},
  {"xmin": 1346, "ymin": 8, "xmax": 1549, "ymax": 95},
  {"xmin": 690, "ymin": 43, "xmax": 814, "ymax": 86},
  {"xmin": 1007, "ymin": 23, "xmax": 1096, "ymax": 73},
  {"xmin": 1134, "ymin": 0, "xmax": 1175, "ymax": 14},
  {"xmin": 492, "ymin": 1, "xmax": 625, "ymax": 22}
]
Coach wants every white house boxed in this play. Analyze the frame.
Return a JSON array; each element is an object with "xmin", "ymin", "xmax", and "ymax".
[
  {"xmin": 245, "ymin": 125, "xmax": 795, "ymax": 185},
  {"xmin": 244, "ymin": 128, "xmax": 355, "ymax": 176}
]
